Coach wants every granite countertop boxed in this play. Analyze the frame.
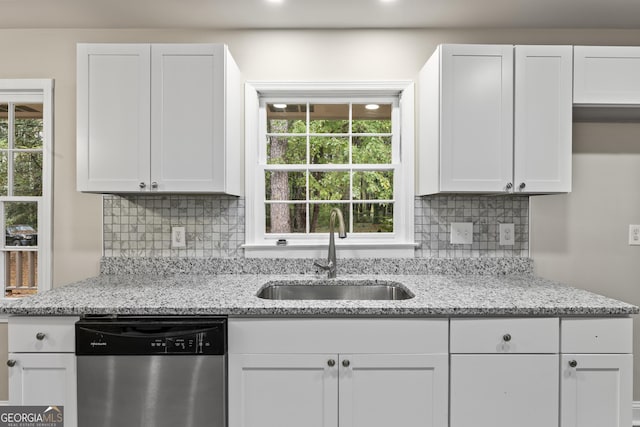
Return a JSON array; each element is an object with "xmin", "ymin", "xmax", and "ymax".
[{"xmin": 1, "ymin": 273, "xmax": 637, "ymax": 317}]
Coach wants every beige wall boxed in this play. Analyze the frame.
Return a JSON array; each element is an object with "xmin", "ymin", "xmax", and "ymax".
[
  {"xmin": 530, "ymin": 122, "xmax": 640, "ymax": 400},
  {"xmin": 1, "ymin": 27, "xmax": 640, "ymax": 396}
]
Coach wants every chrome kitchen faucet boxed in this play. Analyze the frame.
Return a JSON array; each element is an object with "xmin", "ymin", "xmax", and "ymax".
[{"xmin": 314, "ymin": 207, "xmax": 347, "ymax": 279}]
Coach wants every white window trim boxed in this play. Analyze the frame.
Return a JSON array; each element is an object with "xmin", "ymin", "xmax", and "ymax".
[
  {"xmin": 244, "ymin": 81, "xmax": 416, "ymax": 258},
  {"xmin": 0, "ymin": 79, "xmax": 54, "ymax": 297}
]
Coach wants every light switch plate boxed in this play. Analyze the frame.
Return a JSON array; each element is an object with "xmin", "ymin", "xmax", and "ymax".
[
  {"xmin": 629, "ymin": 225, "xmax": 640, "ymax": 246},
  {"xmin": 499, "ymin": 223, "xmax": 515, "ymax": 246},
  {"xmin": 172, "ymin": 226, "xmax": 186, "ymax": 248},
  {"xmin": 450, "ymin": 222, "xmax": 473, "ymax": 245}
]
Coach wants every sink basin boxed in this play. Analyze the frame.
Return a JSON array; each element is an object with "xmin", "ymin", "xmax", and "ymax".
[{"xmin": 256, "ymin": 280, "xmax": 414, "ymax": 301}]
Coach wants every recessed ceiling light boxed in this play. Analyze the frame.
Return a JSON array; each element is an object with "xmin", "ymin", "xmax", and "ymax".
[
  {"xmin": 267, "ymin": 0, "xmax": 285, "ymax": 4},
  {"xmin": 273, "ymin": 103, "xmax": 288, "ymax": 109},
  {"xmin": 365, "ymin": 104, "xmax": 380, "ymax": 110}
]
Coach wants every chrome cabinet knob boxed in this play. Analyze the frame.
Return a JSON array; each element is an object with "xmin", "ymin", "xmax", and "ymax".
[
  {"xmin": 151, "ymin": 182, "xmax": 158, "ymax": 190},
  {"xmin": 503, "ymin": 333, "xmax": 512, "ymax": 342},
  {"xmin": 342, "ymin": 359, "xmax": 350, "ymax": 368},
  {"xmin": 6, "ymin": 360, "xmax": 16, "ymax": 367},
  {"xmin": 36, "ymin": 332, "xmax": 46, "ymax": 341},
  {"xmin": 327, "ymin": 359, "xmax": 336, "ymax": 367},
  {"xmin": 506, "ymin": 182, "xmax": 513, "ymax": 190},
  {"xmin": 569, "ymin": 360, "xmax": 578, "ymax": 368},
  {"xmin": 139, "ymin": 182, "xmax": 147, "ymax": 189},
  {"xmin": 519, "ymin": 182, "xmax": 526, "ymax": 190}
]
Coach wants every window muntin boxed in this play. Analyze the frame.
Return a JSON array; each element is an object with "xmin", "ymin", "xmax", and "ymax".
[{"xmin": 261, "ymin": 99, "xmax": 398, "ymax": 239}]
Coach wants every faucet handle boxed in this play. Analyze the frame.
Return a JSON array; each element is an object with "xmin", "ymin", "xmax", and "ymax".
[{"xmin": 314, "ymin": 261, "xmax": 331, "ymax": 271}]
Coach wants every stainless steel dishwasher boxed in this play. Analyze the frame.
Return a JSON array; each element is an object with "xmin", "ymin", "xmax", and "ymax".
[{"xmin": 76, "ymin": 316, "xmax": 227, "ymax": 427}]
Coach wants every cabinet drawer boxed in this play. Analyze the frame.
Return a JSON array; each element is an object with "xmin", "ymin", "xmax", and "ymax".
[
  {"xmin": 561, "ymin": 317, "xmax": 632, "ymax": 354},
  {"xmin": 9, "ymin": 316, "xmax": 79, "ymax": 353},
  {"xmin": 229, "ymin": 318, "xmax": 448, "ymax": 354},
  {"xmin": 450, "ymin": 318, "xmax": 559, "ymax": 353}
]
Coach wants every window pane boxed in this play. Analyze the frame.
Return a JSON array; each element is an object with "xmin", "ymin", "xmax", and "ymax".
[
  {"xmin": 266, "ymin": 203, "xmax": 306, "ymax": 234},
  {"xmin": 353, "ymin": 203, "xmax": 393, "ymax": 233},
  {"xmin": 353, "ymin": 136, "xmax": 392, "ymax": 164},
  {"xmin": 5, "ymin": 202, "xmax": 38, "ymax": 247},
  {"xmin": 265, "ymin": 171, "xmax": 306, "ymax": 201},
  {"xmin": 13, "ymin": 152, "xmax": 43, "ymax": 196},
  {"xmin": 5, "ymin": 252, "xmax": 38, "ymax": 296},
  {"xmin": 310, "ymin": 136, "xmax": 349, "ymax": 164},
  {"xmin": 310, "ymin": 104, "xmax": 349, "ymax": 133},
  {"xmin": 310, "ymin": 204, "xmax": 350, "ymax": 234},
  {"xmin": 310, "ymin": 172, "xmax": 349, "ymax": 201},
  {"xmin": 267, "ymin": 104, "xmax": 306, "ymax": 134},
  {"xmin": 0, "ymin": 151, "xmax": 7, "ymax": 196},
  {"xmin": 15, "ymin": 104, "xmax": 43, "ymax": 149},
  {"xmin": 352, "ymin": 103, "xmax": 392, "ymax": 133},
  {"xmin": 267, "ymin": 136, "xmax": 306, "ymax": 165},
  {"xmin": 0, "ymin": 105, "xmax": 8, "ymax": 148},
  {"xmin": 353, "ymin": 171, "xmax": 394, "ymax": 200}
]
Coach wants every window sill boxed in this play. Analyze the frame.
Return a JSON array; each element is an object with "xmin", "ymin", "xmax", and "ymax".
[{"xmin": 243, "ymin": 242, "xmax": 418, "ymax": 259}]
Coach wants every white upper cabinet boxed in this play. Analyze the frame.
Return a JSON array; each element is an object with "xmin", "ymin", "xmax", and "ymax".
[
  {"xmin": 77, "ymin": 43, "xmax": 243, "ymax": 195},
  {"xmin": 417, "ymin": 44, "xmax": 572, "ymax": 195},
  {"xmin": 574, "ymin": 46, "xmax": 640, "ymax": 105},
  {"xmin": 514, "ymin": 45, "xmax": 573, "ymax": 193}
]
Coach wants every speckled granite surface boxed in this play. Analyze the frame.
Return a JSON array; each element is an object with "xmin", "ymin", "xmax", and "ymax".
[
  {"xmin": 1, "ymin": 274, "xmax": 637, "ymax": 317},
  {"xmin": 100, "ymin": 257, "xmax": 535, "ymax": 276}
]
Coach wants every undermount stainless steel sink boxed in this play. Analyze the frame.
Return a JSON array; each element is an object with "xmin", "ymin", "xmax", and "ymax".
[{"xmin": 256, "ymin": 280, "xmax": 414, "ymax": 301}]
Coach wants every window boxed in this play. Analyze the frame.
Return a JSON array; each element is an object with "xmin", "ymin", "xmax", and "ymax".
[
  {"xmin": 0, "ymin": 80, "xmax": 53, "ymax": 297},
  {"xmin": 245, "ymin": 82, "xmax": 415, "ymax": 258}
]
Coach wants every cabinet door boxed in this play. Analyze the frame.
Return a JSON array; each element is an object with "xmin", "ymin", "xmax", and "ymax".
[
  {"xmin": 339, "ymin": 354, "xmax": 448, "ymax": 427},
  {"xmin": 228, "ymin": 353, "xmax": 338, "ymax": 427},
  {"xmin": 77, "ymin": 43, "xmax": 151, "ymax": 192},
  {"xmin": 574, "ymin": 46, "xmax": 640, "ymax": 104},
  {"xmin": 8, "ymin": 353, "xmax": 77, "ymax": 427},
  {"xmin": 450, "ymin": 354, "xmax": 559, "ymax": 427},
  {"xmin": 440, "ymin": 44, "xmax": 514, "ymax": 192},
  {"xmin": 561, "ymin": 354, "xmax": 632, "ymax": 427},
  {"xmin": 514, "ymin": 45, "xmax": 572, "ymax": 193},
  {"xmin": 151, "ymin": 44, "xmax": 226, "ymax": 192}
]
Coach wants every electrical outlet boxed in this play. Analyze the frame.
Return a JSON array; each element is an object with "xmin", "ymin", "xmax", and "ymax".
[
  {"xmin": 629, "ymin": 225, "xmax": 640, "ymax": 246},
  {"xmin": 172, "ymin": 226, "xmax": 186, "ymax": 248},
  {"xmin": 499, "ymin": 223, "xmax": 515, "ymax": 246},
  {"xmin": 450, "ymin": 222, "xmax": 473, "ymax": 245}
]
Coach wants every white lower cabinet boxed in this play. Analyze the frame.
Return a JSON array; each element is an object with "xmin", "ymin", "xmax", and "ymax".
[
  {"xmin": 450, "ymin": 354, "xmax": 559, "ymax": 427},
  {"xmin": 560, "ymin": 318, "xmax": 633, "ymax": 427},
  {"xmin": 230, "ymin": 353, "xmax": 338, "ymax": 427},
  {"xmin": 450, "ymin": 318, "xmax": 560, "ymax": 427},
  {"xmin": 228, "ymin": 318, "xmax": 449, "ymax": 427},
  {"xmin": 339, "ymin": 354, "xmax": 447, "ymax": 427},
  {"xmin": 560, "ymin": 354, "xmax": 632, "ymax": 427},
  {"xmin": 7, "ymin": 316, "xmax": 78, "ymax": 427},
  {"xmin": 7, "ymin": 353, "xmax": 77, "ymax": 410}
]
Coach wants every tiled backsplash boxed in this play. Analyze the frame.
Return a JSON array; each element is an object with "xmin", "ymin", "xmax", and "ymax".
[{"xmin": 103, "ymin": 194, "xmax": 528, "ymax": 258}]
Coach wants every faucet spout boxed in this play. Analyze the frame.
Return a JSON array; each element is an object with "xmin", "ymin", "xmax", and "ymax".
[{"xmin": 315, "ymin": 207, "xmax": 347, "ymax": 279}]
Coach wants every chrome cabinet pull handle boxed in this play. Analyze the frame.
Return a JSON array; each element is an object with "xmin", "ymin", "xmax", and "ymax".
[
  {"xmin": 36, "ymin": 332, "xmax": 46, "ymax": 341},
  {"xmin": 342, "ymin": 359, "xmax": 350, "ymax": 368},
  {"xmin": 503, "ymin": 333, "xmax": 512, "ymax": 342},
  {"xmin": 139, "ymin": 182, "xmax": 146, "ymax": 189},
  {"xmin": 327, "ymin": 359, "xmax": 336, "ymax": 367},
  {"xmin": 6, "ymin": 360, "xmax": 16, "ymax": 367},
  {"xmin": 569, "ymin": 360, "xmax": 578, "ymax": 368}
]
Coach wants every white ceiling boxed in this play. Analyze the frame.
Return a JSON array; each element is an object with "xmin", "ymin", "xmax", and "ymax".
[{"xmin": 1, "ymin": 0, "xmax": 640, "ymax": 30}]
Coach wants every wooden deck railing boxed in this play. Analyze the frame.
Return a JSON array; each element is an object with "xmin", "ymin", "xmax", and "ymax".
[{"xmin": 4, "ymin": 250, "xmax": 38, "ymax": 296}]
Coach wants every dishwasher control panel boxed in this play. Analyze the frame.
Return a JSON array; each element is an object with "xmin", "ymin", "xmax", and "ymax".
[{"xmin": 76, "ymin": 316, "xmax": 226, "ymax": 355}]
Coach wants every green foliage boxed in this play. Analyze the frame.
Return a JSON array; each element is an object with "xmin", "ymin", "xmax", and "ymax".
[
  {"xmin": 267, "ymin": 112, "xmax": 394, "ymax": 234},
  {"xmin": 0, "ymin": 112, "xmax": 43, "ymax": 229}
]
